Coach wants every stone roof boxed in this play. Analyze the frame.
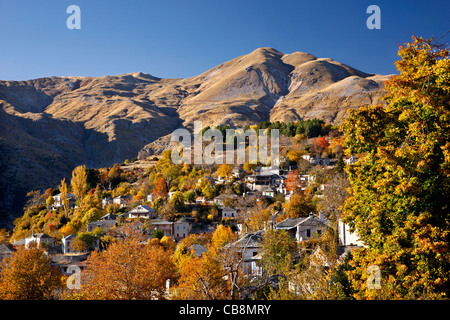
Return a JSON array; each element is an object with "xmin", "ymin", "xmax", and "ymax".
[
  {"xmin": 261, "ymin": 186, "xmax": 276, "ymax": 192},
  {"xmin": 151, "ymin": 219, "xmax": 173, "ymax": 225},
  {"xmin": 0, "ymin": 243, "xmax": 15, "ymax": 255},
  {"xmin": 276, "ymin": 217, "xmax": 307, "ymax": 229},
  {"xmin": 189, "ymin": 244, "xmax": 207, "ymax": 257},
  {"xmin": 234, "ymin": 230, "xmax": 264, "ymax": 248},
  {"xmin": 276, "ymin": 214, "xmax": 327, "ymax": 229}
]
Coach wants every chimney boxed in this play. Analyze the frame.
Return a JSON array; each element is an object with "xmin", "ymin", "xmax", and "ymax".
[{"xmin": 319, "ymin": 211, "xmax": 324, "ymax": 223}]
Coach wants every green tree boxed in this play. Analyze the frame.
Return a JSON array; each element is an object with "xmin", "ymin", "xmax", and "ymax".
[
  {"xmin": 183, "ymin": 189, "xmax": 196, "ymax": 203},
  {"xmin": 170, "ymin": 191, "xmax": 185, "ymax": 211},
  {"xmin": 336, "ymin": 154, "xmax": 345, "ymax": 173},
  {"xmin": 152, "ymin": 229, "xmax": 164, "ymax": 240},
  {"xmin": 261, "ymin": 229, "xmax": 298, "ymax": 276},
  {"xmin": 341, "ymin": 36, "xmax": 450, "ymax": 299}
]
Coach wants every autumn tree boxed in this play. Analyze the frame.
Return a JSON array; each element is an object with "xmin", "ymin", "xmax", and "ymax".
[
  {"xmin": 153, "ymin": 176, "xmax": 168, "ymax": 198},
  {"xmin": 341, "ymin": 36, "xmax": 450, "ymax": 299},
  {"xmin": 216, "ymin": 164, "xmax": 232, "ymax": 179},
  {"xmin": 59, "ymin": 178, "xmax": 69, "ymax": 217},
  {"xmin": 70, "ymin": 237, "xmax": 176, "ymax": 300},
  {"xmin": 313, "ymin": 137, "xmax": 330, "ymax": 156},
  {"xmin": 71, "ymin": 165, "xmax": 87, "ymax": 205},
  {"xmin": 0, "ymin": 243, "xmax": 63, "ymax": 300},
  {"xmin": 172, "ymin": 226, "xmax": 237, "ymax": 300},
  {"xmin": 172, "ymin": 251, "xmax": 227, "ymax": 300},
  {"xmin": 283, "ymin": 191, "xmax": 315, "ymax": 218},
  {"xmin": 318, "ymin": 173, "xmax": 350, "ymax": 222},
  {"xmin": 244, "ymin": 202, "xmax": 272, "ymax": 232},
  {"xmin": 285, "ymin": 170, "xmax": 301, "ymax": 194},
  {"xmin": 197, "ymin": 177, "xmax": 215, "ymax": 200}
]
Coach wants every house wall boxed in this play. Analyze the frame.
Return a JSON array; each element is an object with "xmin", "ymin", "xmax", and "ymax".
[
  {"xmin": 295, "ymin": 224, "xmax": 324, "ymax": 242},
  {"xmin": 338, "ymin": 220, "xmax": 364, "ymax": 246},
  {"xmin": 174, "ymin": 222, "xmax": 190, "ymax": 240}
]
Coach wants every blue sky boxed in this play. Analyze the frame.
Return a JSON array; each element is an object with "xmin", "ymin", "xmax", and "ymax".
[{"xmin": 0, "ymin": 0, "xmax": 448, "ymax": 80}]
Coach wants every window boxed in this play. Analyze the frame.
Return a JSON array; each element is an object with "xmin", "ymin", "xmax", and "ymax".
[{"xmin": 306, "ymin": 229, "xmax": 311, "ymax": 238}]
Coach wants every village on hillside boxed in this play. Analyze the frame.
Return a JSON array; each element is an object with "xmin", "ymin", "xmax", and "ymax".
[{"xmin": 0, "ymin": 123, "xmax": 366, "ymax": 299}]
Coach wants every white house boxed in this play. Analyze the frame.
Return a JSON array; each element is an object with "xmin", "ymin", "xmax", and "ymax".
[
  {"xmin": 124, "ymin": 205, "xmax": 157, "ymax": 219},
  {"xmin": 52, "ymin": 193, "xmax": 76, "ymax": 209},
  {"xmin": 61, "ymin": 234, "xmax": 77, "ymax": 254},
  {"xmin": 261, "ymin": 186, "xmax": 276, "ymax": 198},
  {"xmin": 102, "ymin": 197, "xmax": 113, "ymax": 208},
  {"xmin": 345, "ymin": 154, "xmax": 358, "ymax": 165},
  {"xmin": 301, "ymin": 155, "xmax": 330, "ymax": 166},
  {"xmin": 150, "ymin": 219, "xmax": 174, "ymax": 238},
  {"xmin": 113, "ymin": 195, "xmax": 132, "ymax": 208},
  {"xmin": 25, "ymin": 232, "xmax": 54, "ymax": 249},
  {"xmin": 337, "ymin": 218, "xmax": 364, "ymax": 247}
]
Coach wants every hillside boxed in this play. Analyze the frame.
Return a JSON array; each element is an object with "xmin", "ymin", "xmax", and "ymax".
[{"xmin": 0, "ymin": 47, "xmax": 390, "ymax": 227}]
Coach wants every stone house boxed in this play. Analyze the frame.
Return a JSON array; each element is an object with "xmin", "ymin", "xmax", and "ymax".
[{"xmin": 275, "ymin": 213, "xmax": 329, "ymax": 242}]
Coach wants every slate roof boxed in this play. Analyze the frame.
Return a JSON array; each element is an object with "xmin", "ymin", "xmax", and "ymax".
[
  {"xmin": 0, "ymin": 243, "xmax": 15, "ymax": 255},
  {"xmin": 276, "ymin": 217, "xmax": 307, "ymax": 229},
  {"xmin": 234, "ymin": 230, "xmax": 265, "ymax": 248},
  {"xmin": 190, "ymin": 244, "xmax": 207, "ymax": 257},
  {"xmin": 31, "ymin": 233, "xmax": 53, "ymax": 239},
  {"xmin": 276, "ymin": 214, "xmax": 328, "ymax": 230}
]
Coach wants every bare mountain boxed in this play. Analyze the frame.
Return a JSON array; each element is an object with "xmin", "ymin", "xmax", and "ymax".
[{"xmin": 0, "ymin": 47, "xmax": 390, "ymax": 227}]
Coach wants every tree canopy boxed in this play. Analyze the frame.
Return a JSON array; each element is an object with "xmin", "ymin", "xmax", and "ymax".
[{"xmin": 341, "ymin": 36, "xmax": 450, "ymax": 299}]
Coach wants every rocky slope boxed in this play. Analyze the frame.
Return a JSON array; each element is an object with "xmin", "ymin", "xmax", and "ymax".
[{"xmin": 0, "ymin": 47, "xmax": 390, "ymax": 227}]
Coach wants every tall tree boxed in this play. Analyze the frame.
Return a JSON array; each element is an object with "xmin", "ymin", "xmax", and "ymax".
[
  {"xmin": 341, "ymin": 36, "xmax": 450, "ymax": 299},
  {"xmin": 153, "ymin": 176, "xmax": 168, "ymax": 199},
  {"xmin": 285, "ymin": 170, "xmax": 301, "ymax": 194},
  {"xmin": 71, "ymin": 165, "xmax": 87, "ymax": 205},
  {"xmin": 60, "ymin": 177, "xmax": 69, "ymax": 217}
]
